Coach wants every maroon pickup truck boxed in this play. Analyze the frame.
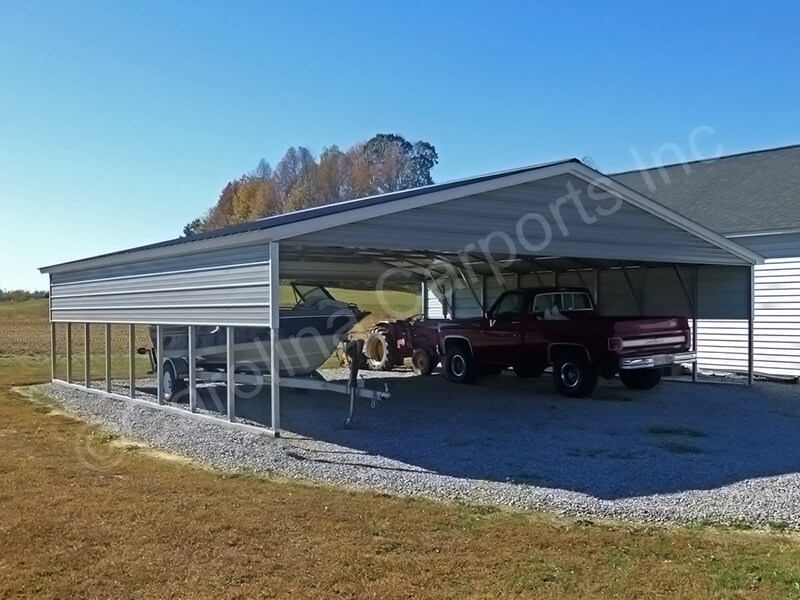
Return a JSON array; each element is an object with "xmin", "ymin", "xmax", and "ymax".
[{"xmin": 437, "ymin": 287, "xmax": 695, "ymax": 397}]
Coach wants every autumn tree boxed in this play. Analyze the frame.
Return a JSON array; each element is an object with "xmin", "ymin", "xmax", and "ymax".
[{"xmin": 183, "ymin": 134, "xmax": 437, "ymax": 235}]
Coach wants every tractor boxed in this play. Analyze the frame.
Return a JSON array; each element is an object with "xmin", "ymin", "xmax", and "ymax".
[{"xmin": 363, "ymin": 315, "xmax": 442, "ymax": 375}]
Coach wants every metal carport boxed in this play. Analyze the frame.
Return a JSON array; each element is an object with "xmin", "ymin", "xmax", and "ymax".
[{"xmin": 40, "ymin": 159, "xmax": 763, "ymax": 436}]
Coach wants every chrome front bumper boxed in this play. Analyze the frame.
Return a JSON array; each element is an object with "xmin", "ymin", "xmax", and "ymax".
[{"xmin": 619, "ymin": 352, "xmax": 696, "ymax": 370}]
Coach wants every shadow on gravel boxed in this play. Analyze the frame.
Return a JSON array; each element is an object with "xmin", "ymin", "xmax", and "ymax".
[{"xmin": 166, "ymin": 371, "xmax": 800, "ymax": 500}]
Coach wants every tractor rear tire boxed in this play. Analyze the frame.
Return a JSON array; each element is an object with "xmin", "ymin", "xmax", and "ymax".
[{"xmin": 365, "ymin": 329, "xmax": 400, "ymax": 371}]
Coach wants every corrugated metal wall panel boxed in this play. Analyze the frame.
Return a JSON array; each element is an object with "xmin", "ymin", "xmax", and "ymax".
[
  {"xmin": 484, "ymin": 274, "xmax": 517, "ymax": 308},
  {"xmin": 50, "ymin": 262, "xmax": 271, "ymax": 326},
  {"xmin": 597, "ymin": 269, "xmax": 642, "ymax": 316},
  {"xmin": 453, "ymin": 279, "xmax": 483, "ymax": 318},
  {"xmin": 425, "ymin": 281, "xmax": 448, "ymax": 319}
]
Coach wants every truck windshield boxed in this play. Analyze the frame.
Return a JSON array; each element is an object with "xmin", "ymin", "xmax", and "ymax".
[{"xmin": 489, "ymin": 292, "xmax": 524, "ymax": 319}]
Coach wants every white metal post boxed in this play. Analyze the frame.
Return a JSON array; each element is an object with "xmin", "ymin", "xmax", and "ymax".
[
  {"xmin": 748, "ymin": 265, "xmax": 755, "ymax": 385},
  {"xmin": 129, "ymin": 324, "xmax": 136, "ymax": 399},
  {"xmin": 66, "ymin": 322, "xmax": 72, "ymax": 383},
  {"xmin": 156, "ymin": 325, "xmax": 165, "ymax": 405},
  {"xmin": 105, "ymin": 324, "xmax": 112, "ymax": 393},
  {"xmin": 227, "ymin": 326, "xmax": 235, "ymax": 421},
  {"xmin": 50, "ymin": 322, "xmax": 57, "ymax": 381},
  {"xmin": 84, "ymin": 323, "xmax": 90, "ymax": 388},
  {"xmin": 692, "ymin": 267, "xmax": 699, "ymax": 383},
  {"xmin": 188, "ymin": 324, "xmax": 197, "ymax": 413},
  {"xmin": 269, "ymin": 241, "xmax": 281, "ymax": 435}
]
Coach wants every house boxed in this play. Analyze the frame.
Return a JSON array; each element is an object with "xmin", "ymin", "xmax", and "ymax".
[{"xmin": 613, "ymin": 144, "xmax": 800, "ymax": 378}]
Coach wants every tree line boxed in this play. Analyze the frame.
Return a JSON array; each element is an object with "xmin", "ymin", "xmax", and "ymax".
[
  {"xmin": 0, "ymin": 289, "xmax": 49, "ymax": 302},
  {"xmin": 184, "ymin": 133, "xmax": 438, "ymax": 236}
]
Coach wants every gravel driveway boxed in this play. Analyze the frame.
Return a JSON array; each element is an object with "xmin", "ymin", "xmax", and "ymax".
[{"xmin": 38, "ymin": 367, "xmax": 800, "ymax": 528}]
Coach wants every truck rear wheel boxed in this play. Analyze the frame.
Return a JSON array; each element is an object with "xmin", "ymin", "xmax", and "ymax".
[
  {"xmin": 443, "ymin": 345, "xmax": 478, "ymax": 384},
  {"xmin": 552, "ymin": 353, "xmax": 596, "ymax": 397},
  {"xmin": 619, "ymin": 368, "xmax": 662, "ymax": 390},
  {"xmin": 364, "ymin": 329, "xmax": 399, "ymax": 371}
]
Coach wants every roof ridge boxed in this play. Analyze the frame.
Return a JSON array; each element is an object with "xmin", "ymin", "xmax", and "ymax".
[{"xmin": 611, "ymin": 143, "xmax": 800, "ymax": 176}]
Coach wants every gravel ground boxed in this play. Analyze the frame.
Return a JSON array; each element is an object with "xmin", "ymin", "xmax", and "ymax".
[{"xmin": 35, "ymin": 367, "xmax": 800, "ymax": 528}]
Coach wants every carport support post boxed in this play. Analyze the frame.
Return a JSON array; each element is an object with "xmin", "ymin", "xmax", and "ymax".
[
  {"xmin": 84, "ymin": 323, "xmax": 90, "ymax": 388},
  {"xmin": 748, "ymin": 265, "xmax": 755, "ymax": 385},
  {"xmin": 188, "ymin": 325, "xmax": 197, "ymax": 413},
  {"xmin": 104, "ymin": 324, "xmax": 111, "ymax": 393},
  {"xmin": 692, "ymin": 267, "xmax": 699, "ymax": 383},
  {"xmin": 129, "ymin": 324, "xmax": 136, "ymax": 399},
  {"xmin": 227, "ymin": 326, "xmax": 235, "ymax": 421},
  {"xmin": 269, "ymin": 242, "xmax": 281, "ymax": 436},
  {"xmin": 66, "ymin": 323, "xmax": 72, "ymax": 383},
  {"xmin": 156, "ymin": 325, "xmax": 164, "ymax": 405},
  {"xmin": 50, "ymin": 323, "xmax": 57, "ymax": 381}
]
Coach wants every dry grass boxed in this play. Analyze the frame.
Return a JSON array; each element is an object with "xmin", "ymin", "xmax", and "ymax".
[{"xmin": 2, "ymin": 299, "xmax": 800, "ymax": 598}]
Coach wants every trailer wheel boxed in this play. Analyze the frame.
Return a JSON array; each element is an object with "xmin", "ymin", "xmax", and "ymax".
[
  {"xmin": 443, "ymin": 344, "xmax": 478, "ymax": 384},
  {"xmin": 552, "ymin": 353, "xmax": 596, "ymax": 397},
  {"xmin": 365, "ymin": 329, "xmax": 399, "ymax": 371},
  {"xmin": 411, "ymin": 348, "xmax": 436, "ymax": 376},
  {"xmin": 619, "ymin": 368, "xmax": 662, "ymax": 390},
  {"xmin": 162, "ymin": 361, "xmax": 186, "ymax": 402},
  {"xmin": 513, "ymin": 364, "xmax": 544, "ymax": 378}
]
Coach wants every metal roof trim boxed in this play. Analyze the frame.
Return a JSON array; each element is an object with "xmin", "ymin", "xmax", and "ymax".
[{"xmin": 568, "ymin": 164, "xmax": 764, "ymax": 265}]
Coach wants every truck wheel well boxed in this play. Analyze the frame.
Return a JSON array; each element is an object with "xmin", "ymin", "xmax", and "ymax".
[
  {"xmin": 442, "ymin": 337, "xmax": 472, "ymax": 356},
  {"xmin": 548, "ymin": 344, "xmax": 591, "ymax": 365}
]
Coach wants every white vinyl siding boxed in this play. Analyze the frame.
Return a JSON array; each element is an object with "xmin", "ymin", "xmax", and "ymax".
[{"xmin": 693, "ymin": 258, "xmax": 800, "ymax": 377}]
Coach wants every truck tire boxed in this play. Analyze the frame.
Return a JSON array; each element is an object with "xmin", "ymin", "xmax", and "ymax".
[
  {"xmin": 411, "ymin": 348, "xmax": 436, "ymax": 376},
  {"xmin": 552, "ymin": 353, "xmax": 596, "ymax": 397},
  {"xmin": 513, "ymin": 364, "xmax": 544, "ymax": 378},
  {"xmin": 162, "ymin": 361, "xmax": 186, "ymax": 402},
  {"xmin": 619, "ymin": 368, "xmax": 662, "ymax": 390},
  {"xmin": 443, "ymin": 345, "xmax": 478, "ymax": 384},
  {"xmin": 365, "ymin": 329, "xmax": 399, "ymax": 371}
]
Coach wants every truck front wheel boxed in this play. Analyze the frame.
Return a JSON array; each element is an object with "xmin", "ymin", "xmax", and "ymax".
[
  {"xmin": 443, "ymin": 345, "xmax": 478, "ymax": 384},
  {"xmin": 552, "ymin": 354, "xmax": 597, "ymax": 397},
  {"xmin": 619, "ymin": 368, "xmax": 662, "ymax": 390}
]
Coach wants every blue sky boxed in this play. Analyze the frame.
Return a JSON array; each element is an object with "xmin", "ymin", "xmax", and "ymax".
[{"xmin": 1, "ymin": 1, "xmax": 798, "ymax": 289}]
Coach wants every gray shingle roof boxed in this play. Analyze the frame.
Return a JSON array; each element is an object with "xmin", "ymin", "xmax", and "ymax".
[{"xmin": 612, "ymin": 144, "xmax": 800, "ymax": 235}]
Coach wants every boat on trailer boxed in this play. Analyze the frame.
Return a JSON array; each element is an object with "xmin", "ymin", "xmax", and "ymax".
[{"xmin": 149, "ymin": 283, "xmax": 370, "ymax": 381}]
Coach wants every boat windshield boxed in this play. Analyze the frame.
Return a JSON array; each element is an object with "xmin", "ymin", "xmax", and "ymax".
[{"xmin": 292, "ymin": 283, "xmax": 335, "ymax": 306}]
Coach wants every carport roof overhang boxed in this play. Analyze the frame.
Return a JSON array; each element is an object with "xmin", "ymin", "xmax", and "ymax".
[{"xmin": 40, "ymin": 159, "xmax": 763, "ymax": 281}]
